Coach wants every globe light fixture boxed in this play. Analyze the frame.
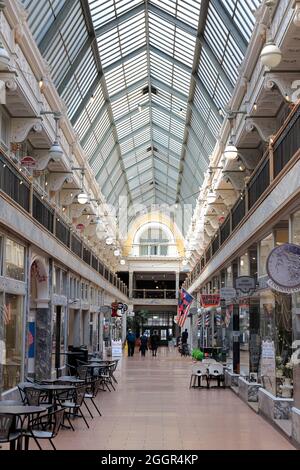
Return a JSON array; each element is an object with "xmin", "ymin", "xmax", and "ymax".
[
  {"xmin": 49, "ymin": 140, "xmax": 63, "ymax": 161},
  {"xmin": 77, "ymin": 192, "xmax": 89, "ymax": 205},
  {"xmin": 106, "ymin": 237, "xmax": 114, "ymax": 245},
  {"xmin": 182, "ymin": 258, "xmax": 188, "ymax": 265},
  {"xmin": 260, "ymin": 40, "xmax": 282, "ymax": 68},
  {"xmin": 114, "ymin": 249, "xmax": 120, "ymax": 257},
  {"xmin": 224, "ymin": 140, "xmax": 238, "ymax": 160},
  {"xmin": 120, "ymin": 259, "xmax": 126, "ymax": 265}
]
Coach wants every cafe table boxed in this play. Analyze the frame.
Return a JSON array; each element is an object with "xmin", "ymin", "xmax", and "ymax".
[
  {"xmin": 23, "ymin": 383, "xmax": 75, "ymax": 405},
  {"xmin": 0, "ymin": 405, "xmax": 47, "ymax": 450}
]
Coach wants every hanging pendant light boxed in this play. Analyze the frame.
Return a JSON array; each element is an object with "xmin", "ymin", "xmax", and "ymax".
[
  {"xmin": 49, "ymin": 140, "xmax": 63, "ymax": 161},
  {"xmin": 114, "ymin": 249, "xmax": 120, "ymax": 257},
  {"xmin": 260, "ymin": 39, "xmax": 282, "ymax": 68},
  {"xmin": 224, "ymin": 139, "xmax": 238, "ymax": 160},
  {"xmin": 77, "ymin": 193, "xmax": 89, "ymax": 205}
]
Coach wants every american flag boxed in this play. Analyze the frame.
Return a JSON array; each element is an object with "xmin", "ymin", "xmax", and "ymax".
[
  {"xmin": 1, "ymin": 304, "xmax": 12, "ymax": 325},
  {"xmin": 175, "ymin": 288, "xmax": 194, "ymax": 328}
]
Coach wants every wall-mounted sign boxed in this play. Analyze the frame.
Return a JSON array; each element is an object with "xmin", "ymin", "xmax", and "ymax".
[
  {"xmin": 235, "ymin": 276, "xmax": 256, "ymax": 296},
  {"xmin": 21, "ymin": 156, "xmax": 36, "ymax": 168},
  {"xmin": 267, "ymin": 243, "xmax": 300, "ymax": 293},
  {"xmin": 200, "ymin": 294, "xmax": 220, "ymax": 308},
  {"xmin": 261, "ymin": 340, "xmax": 276, "ymax": 395},
  {"xmin": 220, "ymin": 287, "xmax": 236, "ymax": 300}
]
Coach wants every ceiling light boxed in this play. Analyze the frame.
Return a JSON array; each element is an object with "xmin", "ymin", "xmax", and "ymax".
[
  {"xmin": 114, "ymin": 249, "xmax": 120, "ymax": 257},
  {"xmin": 106, "ymin": 237, "xmax": 114, "ymax": 245},
  {"xmin": 77, "ymin": 193, "xmax": 89, "ymax": 205},
  {"xmin": 224, "ymin": 140, "xmax": 238, "ymax": 160},
  {"xmin": 239, "ymin": 165, "xmax": 244, "ymax": 171},
  {"xmin": 120, "ymin": 259, "xmax": 126, "ymax": 265},
  {"xmin": 39, "ymin": 78, "xmax": 44, "ymax": 89},
  {"xmin": 0, "ymin": 39, "xmax": 10, "ymax": 70},
  {"xmin": 260, "ymin": 40, "xmax": 282, "ymax": 68},
  {"xmin": 90, "ymin": 94, "xmax": 95, "ymax": 104},
  {"xmin": 138, "ymin": 103, "xmax": 142, "ymax": 112},
  {"xmin": 49, "ymin": 140, "xmax": 63, "ymax": 161},
  {"xmin": 182, "ymin": 258, "xmax": 188, "ymax": 265},
  {"xmin": 253, "ymin": 103, "xmax": 257, "ymax": 112}
]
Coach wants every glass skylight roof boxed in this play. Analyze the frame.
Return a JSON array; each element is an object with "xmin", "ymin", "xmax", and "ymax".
[{"xmin": 21, "ymin": 0, "xmax": 261, "ymax": 226}]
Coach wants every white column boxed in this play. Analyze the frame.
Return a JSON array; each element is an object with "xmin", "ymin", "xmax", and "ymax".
[
  {"xmin": 129, "ymin": 271, "xmax": 134, "ymax": 298},
  {"xmin": 175, "ymin": 271, "xmax": 180, "ymax": 299}
]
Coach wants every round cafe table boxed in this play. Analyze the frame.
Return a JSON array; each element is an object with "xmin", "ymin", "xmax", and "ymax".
[{"xmin": 0, "ymin": 405, "xmax": 47, "ymax": 450}]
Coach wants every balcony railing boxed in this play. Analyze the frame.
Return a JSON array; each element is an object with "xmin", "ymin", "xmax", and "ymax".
[
  {"xmin": 132, "ymin": 289, "xmax": 177, "ymax": 300},
  {"xmin": 184, "ymin": 102, "xmax": 300, "ymax": 290},
  {"xmin": 0, "ymin": 150, "xmax": 128, "ymax": 297}
]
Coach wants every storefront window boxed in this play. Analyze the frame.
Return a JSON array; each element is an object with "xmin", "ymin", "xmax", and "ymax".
[
  {"xmin": 52, "ymin": 307, "xmax": 65, "ymax": 372},
  {"xmin": 239, "ymin": 300, "xmax": 250, "ymax": 375},
  {"xmin": 274, "ymin": 228, "xmax": 288, "ymax": 246},
  {"xmin": 259, "ymin": 234, "xmax": 273, "ymax": 277},
  {"xmin": 2, "ymin": 293, "xmax": 23, "ymax": 391},
  {"xmin": 226, "ymin": 266, "xmax": 233, "ymax": 287},
  {"xmin": 5, "ymin": 238, "xmax": 25, "ymax": 281}
]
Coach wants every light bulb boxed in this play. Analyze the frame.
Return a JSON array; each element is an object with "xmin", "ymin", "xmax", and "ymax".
[
  {"xmin": 77, "ymin": 193, "xmax": 88, "ymax": 205},
  {"xmin": 260, "ymin": 40, "xmax": 282, "ymax": 68}
]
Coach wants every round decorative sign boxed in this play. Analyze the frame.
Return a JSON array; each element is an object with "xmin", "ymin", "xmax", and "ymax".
[
  {"xmin": 266, "ymin": 243, "xmax": 300, "ymax": 289},
  {"xmin": 21, "ymin": 156, "xmax": 36, "ymax": 168}
]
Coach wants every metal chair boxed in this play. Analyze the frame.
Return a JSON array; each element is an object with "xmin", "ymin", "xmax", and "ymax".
[
  {"xmin": 0, "ymin": 414, "xmax": 22, "ymax": 450},
  {"xmin": 84, "ymin": 378, "xmax": 102, "ymax": 417},
  {"xmin": 25, "ymin": 408, "xmax": 65, "ymax": 450},
  {"xmin": 57, "ymin": 385, "xmax": 90, "ymax": 430},
  {"xmin": 189, "ymin": 364, "xmax": 209, "ymax": 388}
]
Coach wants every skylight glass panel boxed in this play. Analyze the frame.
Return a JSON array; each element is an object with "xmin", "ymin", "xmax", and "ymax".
[
  {"xmin": 220, "ymin": 0, "xmax": 260, "ymax": 42},
  {"xmin": 21, "ymin": 0, "xmax": 65, "ymax": 44}
]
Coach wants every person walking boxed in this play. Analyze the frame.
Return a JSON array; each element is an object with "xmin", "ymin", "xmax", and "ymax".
[
  {"xmin": 140, "ymin": 333, "xmax": 148, "ymax": 357},
  {"xmin": 150, "ymin": 330, "xmax": 159, "ymax": 357},
  {"xmin": 181, "ymin": 328, "xmax": 188, "ymax": 344},
  {"xmin": 126, "ymin": 329, "xmax": 136, "ymax": 357}
]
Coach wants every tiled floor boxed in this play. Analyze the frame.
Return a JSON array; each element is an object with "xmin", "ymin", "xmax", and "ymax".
[{"xmin": 32, "ymin": 348, "xmax": 295, "ymax": 450}]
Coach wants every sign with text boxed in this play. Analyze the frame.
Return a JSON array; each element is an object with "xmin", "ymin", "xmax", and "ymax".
[
  {"xmin": 235, "ymin": 276, "xmax": 256, "ymax": 296},
  {"xmin": 200, "ymin": 294, "xmax": 220, "ymax": 308},
  {"xmin": 220, "ymin": 287, "xmax": 236, "ymax": 300}
]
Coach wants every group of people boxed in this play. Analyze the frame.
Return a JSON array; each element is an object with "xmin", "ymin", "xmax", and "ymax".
[{"xmin": 126, "ymin": 329, "xmax": 159, "ymax": 357}]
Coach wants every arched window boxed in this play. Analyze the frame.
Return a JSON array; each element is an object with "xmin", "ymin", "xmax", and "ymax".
[{"xmin": 139, "ymin": 227, "xmax": 169, "ymax": 256}]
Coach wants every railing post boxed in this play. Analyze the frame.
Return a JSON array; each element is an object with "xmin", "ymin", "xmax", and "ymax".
[
  {"xmin": 29, "ymin": 180, "xmax": 33, "ymax": 215},
  {"xmin": 143, "ymin": 289, "xmax": 146, "ymax": 299},
  {"xmin": 164, "ymin": 289, "xmax": 166, "ymax": 299},
  {"xmin": 269, "ymin": 137, "xmax": 274, "ymax": 184}
]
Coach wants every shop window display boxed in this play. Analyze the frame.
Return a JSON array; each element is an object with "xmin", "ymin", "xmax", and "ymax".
[{"xmin": 1, "ymin": 293, "xmax": 23, "ymax": 391}]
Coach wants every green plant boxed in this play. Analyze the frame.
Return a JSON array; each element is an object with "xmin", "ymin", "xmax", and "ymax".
[{"xmin": 192, "ymin": 349, "xmax": 204, "ymax": 361}]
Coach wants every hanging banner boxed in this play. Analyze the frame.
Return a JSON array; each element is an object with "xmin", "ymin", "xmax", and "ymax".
[
  {"xmin": 225, "ymin": 304, "xmax": 233, "ymax": 328},
  {"xmin": 267, "ymin": 243, "xmax": 300, "ymax": 293},
  {"xmin": 261, "ymin": 340, "xmax": 276, "ymax": 395},
  {"xmin": 200, "ymin": 294, "xmax": 220, "ymax": 308}
]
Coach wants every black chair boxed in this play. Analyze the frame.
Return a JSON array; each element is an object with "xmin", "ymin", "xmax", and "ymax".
[
  {"xmin": 23, "ymin": 387, "xmax": 53, "ymax": 410},
  {"xmin": 57, "ymin": 385, "xmax": 90, "ymax": 430},
  {"xmin": 0, "ymin": 414, "xmax": 22, "ymax": 450},
  {"xmin": 25, "ymin": 408, "xmax": 65, "ymax": 450},
  {"xmin": 84, "ymin": 378, "xmax": 102, "ymax": 417}
]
